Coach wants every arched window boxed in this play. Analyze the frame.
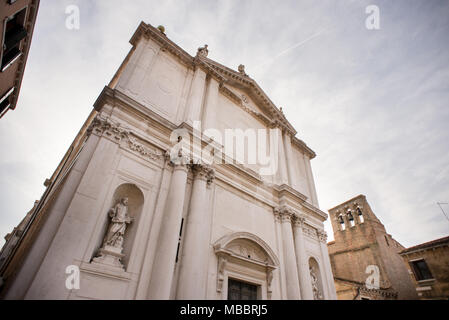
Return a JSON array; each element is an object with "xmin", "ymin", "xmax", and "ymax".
[
  {"xmin": 356, "ymin": 207, "xmax": 364, "ymax": 223},
  {"xmin": 347, "ymin": 210, "xmax": 355, "ymax": 227},
  {"xmin": 338, "ymin": 214, "xmax": 346, "ymax": 230}
]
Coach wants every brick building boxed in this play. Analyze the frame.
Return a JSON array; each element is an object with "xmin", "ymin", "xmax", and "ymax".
[
  {"xmin": 0, "ymin": 0, "xmax": 40, "ymax": 118},
  {"xmin": 399, "ymin": 236, "xmax": 449, "ymax": 300},
  {"xmin": 327, "ymin": 195, "xmax": 417, "ymax": 300}
]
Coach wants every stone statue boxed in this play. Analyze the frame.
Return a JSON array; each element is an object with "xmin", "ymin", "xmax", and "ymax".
[
  {"xmin": 310, "ymin": 266, "xmax": 323, "ymax": 300},
  {"xmin": 238, "ymin": 64, "xmax": 248, "ymax": 76},
  {"xmin": 197, "ymin": 44, "xmax": 209, "ymax": 57},
  {"xmin": 93, "ymin": 197, "xmax": 133, "ymax": 269},
  {"xmin": 103, "ymin": 197, "xmax": 133, "ymax": 248}
]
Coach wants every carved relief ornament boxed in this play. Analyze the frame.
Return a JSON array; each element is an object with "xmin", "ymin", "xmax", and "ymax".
[
  {"xmin": 88, "ymin": 115, "xmax": 165, "ymax": 162},
  {"xmin": 191, "ymin": 163, "xmax": 215, "ymax": 186}
]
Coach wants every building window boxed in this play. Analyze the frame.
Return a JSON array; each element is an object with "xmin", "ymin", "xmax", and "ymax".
[
  {"xmin": 0, "ymin": 87, "xmax": 14, "ymax": 117},
  {"xmin": 227, "ymin": 279, "xmax": 258, "ymax": 300},
  {"xmin": 347, "ymin": 211, "xmax": 355, "ymax": 227},
  {"xmin": 357, "ymin": 207, "xmax": 364, "ymax": 223},
  {"xmin": 338, "ymin": 214, "xmax": 346, "ymax": 231},
  {"xmin": 1, "ymin": 7, "xmax": 28, "ymax": 71},
  {"xmin": 410, "ymin": 259, "xmax": 433, "ymax": 281},
  {"xmin": 175, "ymin": 218, "xmax": 184, "ymax": 263}
]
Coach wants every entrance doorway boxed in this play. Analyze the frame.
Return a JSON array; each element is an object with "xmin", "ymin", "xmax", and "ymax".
[{"xmin": 227, "ymin": 279, "xmax": 258, "ymax": 300}]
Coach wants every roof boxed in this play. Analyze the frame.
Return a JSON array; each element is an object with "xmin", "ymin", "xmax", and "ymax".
[
  {"xmin": 127, "ymin": 22, "xmax": 316, "ymax": 159},
  {"xmin": 399, "ymin": 236, "xmax": 449, "ymax": 255},
  {"xmin": 327, "ymin": 194, "xmax": 366, "ymax": 212}
]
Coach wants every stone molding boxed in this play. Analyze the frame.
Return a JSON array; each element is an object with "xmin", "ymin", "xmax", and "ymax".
[
  {"xmin": 317, "ymin": 230, "xmax": 328, "ymax": 243},
  {"xmin": 302, "ymin": 224, "xmax": 319, "ymax": 240},
  {"xmin": 273, "ymin": 206, "xmax": 295, "ymax": 223},
  {"xmin": 129, "ymin": 22, "xmax": 309, "ymax": 140},
  {"xmin": 292, "ymin": 214, "xmax": 306, "ymax": 228},
  {"xmin": 214, "ymin": 232, "xmax": 279, "ymax": 296},
  {"xmin": 191, "ymin": 163, "xmax": 215, "ymax": 186},
  {"xmin": 88, "ymin": 116, "xmax": 218, "ymax": 187},
  {"xmin": 214, "ymin": 232, "xmax": 280, "ymax": 266},
  {"xmin": 88, "ymin": 115, "xmax": 165, "ymax": 162}
]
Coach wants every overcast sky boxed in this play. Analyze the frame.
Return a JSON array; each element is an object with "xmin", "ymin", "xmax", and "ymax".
[{"xmin": 1, "ymin": 0, "xmax": 448, "ymax": 248}]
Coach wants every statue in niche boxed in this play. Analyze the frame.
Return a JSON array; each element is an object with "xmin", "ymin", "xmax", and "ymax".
[
  {"xmin": 103, "ymin": 197, "xmax": 133, "ymax": 248},
  {"xmin": 310, "ymin": 266, "xmax": 323, "ymax": 300},
  {"xmin": 93, "ymin": 197, "xmax": 133, "ymax": 269}
]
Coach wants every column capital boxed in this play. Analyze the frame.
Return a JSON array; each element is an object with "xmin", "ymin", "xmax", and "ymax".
[
  {"xmin": 317, "ymin": 230, "xmax": 328, "ymax": 243},
  {"xmin": 292, "ymin": 214, "xmax": 306, "ymax": 228},
  {"xmin": 164, "ymin": 150, "xmax": 190, "ymax": 170},
  {"xmin": 274, "ymin": 206, "xmax": 295, "ymax": 223},
  {"xmin": 190, "ymin": 163, "xmax": 215, "ymax": 186}
]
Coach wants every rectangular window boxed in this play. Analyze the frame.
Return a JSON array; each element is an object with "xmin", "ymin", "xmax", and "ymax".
[
  {"xmin": 1, "ymin": 7, "xmax": 28, "ymax": 71},
  {"xmin": 0, "ymin": 87, "xmax": 14, "ymax": 117},
  {"xmin": 227, "ymin": 279, "xmax": 258, "ymax": 300},
  {"xmin": 410, "ymin": 259, "xmax": 433, "ymax": 281},
  {"xmin": 175, "ymin": 218, "xmax": 185, "ymax": 263}
]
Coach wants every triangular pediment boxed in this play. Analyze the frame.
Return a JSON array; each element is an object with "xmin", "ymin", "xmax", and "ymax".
[
  {"xmin": 129, "ymin": 22, "xmax": 317, "ymax": 158},
  {"xmin": 131, "ymin": 22, "xmax": 297, "ymax": 135},
  {"xmin": 199, "ymin": 57, "xmax": 297, "ymax": 135}
]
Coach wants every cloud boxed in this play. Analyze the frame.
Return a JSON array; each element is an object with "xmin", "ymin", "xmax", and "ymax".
[{"xmin": 1, "ymin": 0, "xmax": 448, "ymax": 249}]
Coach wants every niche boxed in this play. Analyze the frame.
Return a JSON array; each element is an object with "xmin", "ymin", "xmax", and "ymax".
[{"xmin": 93, "ymin": 183, "xmax": 144, "ymax": 270}]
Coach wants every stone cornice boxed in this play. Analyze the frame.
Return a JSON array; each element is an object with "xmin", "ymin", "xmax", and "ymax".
[
  {"xmin": 328, "ymin": 194, "xmax": 367, "ymax": 212},
  {"xmin": 88, "ymin": 115, "xmax": 166, "ymax": 164},
  {"xmin": 130, "ymin": 22, "xmax": 195, "ymax": 69},
  {"xmin": 127, "ymin": 22, "xmax": 311, "ymax": 142},
  {"xmin": 275, "ymin": 184, "xmax": 308, "ymax": 203},
  {"xmin": 301, "ymin": 201, "xmax": 329, "ymax": 221},
  {"xmin": 291, "ymin": 136, "xmax": 316, "ymax": 159},
  {"xmin": 201, "ymin": 57, "xmax": 297, "ymax": 136},
  {"xmin": 334, "ymin": 277, "xmax": 398, "ymax": 298},
  {"xmin": 92, "ymin": 88, "xmax": 324, "ymax": 221}
]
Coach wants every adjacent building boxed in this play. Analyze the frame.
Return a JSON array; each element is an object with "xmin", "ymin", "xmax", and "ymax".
[
  {"xmin": 399, "ymin": 236, "xmax": 449, "ymax": 300},
  {"xmin": 327, "ymin": 195, "xmax": 417, "ymax": 300},
  {"xmin": 0, "ymin": 22, "xmax": 336, "ymax": 300},
  {"xmin": 0, "ymin": 0, "xmax": 40, "ymax": 118}
]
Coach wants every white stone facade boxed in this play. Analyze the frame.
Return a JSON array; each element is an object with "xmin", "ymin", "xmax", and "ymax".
[{"xmin": 2, "ymin": 22, "xmax": 337, "ymax": 300}]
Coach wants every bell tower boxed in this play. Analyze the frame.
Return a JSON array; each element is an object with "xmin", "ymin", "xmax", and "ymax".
[{"xmin": 327, "ymin": 195, "xmax": 418, "ymax": 300}]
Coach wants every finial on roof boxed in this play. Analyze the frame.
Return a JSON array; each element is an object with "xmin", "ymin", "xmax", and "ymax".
[
  {"xmin": 157, "ymin": 25, "xmax": 165, "ymax": 34},
  {"xmin": 238, "ymin": 64, "xmax": 248, "ymax": 76},
  {"xmin": 197, "ymin": 44, "xmax": 209, "ymax": 57}
]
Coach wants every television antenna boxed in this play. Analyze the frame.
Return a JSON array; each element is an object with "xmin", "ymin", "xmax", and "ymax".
[{"xmin": 437, "ymin": 202, "xmax": 449, "ymax": 222}]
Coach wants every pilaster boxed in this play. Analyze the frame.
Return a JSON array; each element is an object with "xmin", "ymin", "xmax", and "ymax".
[
  {"xmin": 292, "ymin": 214, "xmax": 314, "ymax": 300},
  {"xmin": 176, "ymin": 164, "xmax": 215, "ymax": 299},
  {"xmin": 274, "ymin": 206, "xmax": 301, "ymax": 299},
  {"xmin": 147, "ymin": 161, "xmax": 189, "ymax": 299}
]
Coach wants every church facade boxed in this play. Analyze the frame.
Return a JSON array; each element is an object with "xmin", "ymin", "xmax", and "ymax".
[{"xmin": 0, "ymin": 22, "xmax": 336, "ymax": 300}]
